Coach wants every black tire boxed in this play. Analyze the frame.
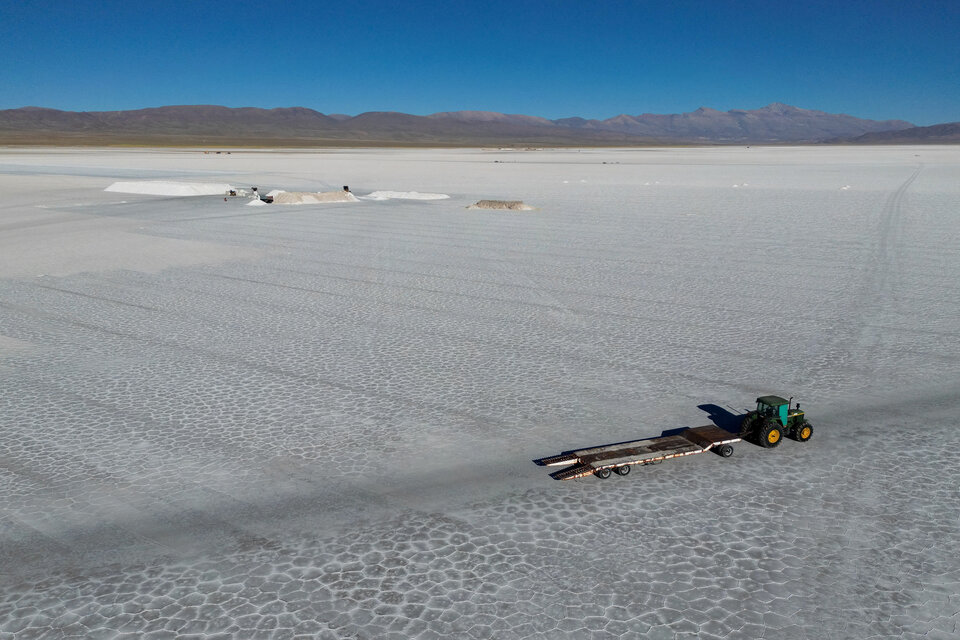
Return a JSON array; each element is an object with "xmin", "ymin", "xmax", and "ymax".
[
  {"xmin": 717, "ymin": 444, "xmax": 734, "ymax": 457},
  {"xmin": 615, "ymin": 465, "xmax": 631, "ymax": 476},
  {"xmin": 793, "ymin": 421, "xmax": 813, "ymax": 442},
  {"xmin": 757, "ymin": 420, "xmax": 783, "ymax": 448},
  {"xmin": 595, "ymin": 468, "xmax": 612, "ymax": 479},
  {"xmin": 739, "ymin": 411, "xmax": 757, "ymax": 436}
]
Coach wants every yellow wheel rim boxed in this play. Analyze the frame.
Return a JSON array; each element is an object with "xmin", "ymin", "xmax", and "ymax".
[
  {"xmin": 768, "ymin": 429, "xmax": 781, "ymax": 444},
  {"xmin": 801, "ymin": 426, "xmax": 811, "ymax": 440}
]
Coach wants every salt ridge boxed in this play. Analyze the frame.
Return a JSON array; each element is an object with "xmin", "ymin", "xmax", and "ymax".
[
  {"xmin": 104, "ymin": 181, "xmax": 234, "ymax": 196},
  {"xmin": 362, "ymin": 191, "xmax": 450, "ymax": 201}
]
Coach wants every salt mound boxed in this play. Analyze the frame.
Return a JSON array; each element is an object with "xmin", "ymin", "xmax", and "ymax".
[
  {"xmin": 246, "ymin": 199, "xmax": 268, "ymax": 207},
  {"xmin": 270, "ymin": 191, "xmax": 358, "ymax": 205},
  {"xmin": 105, "ymin": 181, "xmax": 234, "ymax": 196},
  {"xmin": 466, "ymin": 200, "xmax": 535, "ymax": 211},
  {"xmin": 363, "ymin": 191, "xmax": 450, "ymax": 201}
]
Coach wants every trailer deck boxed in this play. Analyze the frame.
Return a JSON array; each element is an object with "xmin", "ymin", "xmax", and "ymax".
[{"xmin": 538, "ymin": 425, "xmax": 741, "ymax": 480}]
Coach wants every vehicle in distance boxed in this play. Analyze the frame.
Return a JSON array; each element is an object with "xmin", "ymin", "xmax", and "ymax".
[
  {"xmin": 739, "ymin": 395, "xmax": 812, "ymax": 447},
  {"xmin": 537, "ymin": 395, "xmax": 813, "ymax": 480}
]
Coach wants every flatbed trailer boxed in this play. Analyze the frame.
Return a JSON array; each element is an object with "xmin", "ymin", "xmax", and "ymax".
[{"xmin": 537, "ymin": 425, "xmax": 741, "ymax": 480}]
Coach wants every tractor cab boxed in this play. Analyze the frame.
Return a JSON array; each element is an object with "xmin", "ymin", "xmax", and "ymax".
[{"xmin": 756, "ymin": 395, "xmax": 790, "ymax": 426}]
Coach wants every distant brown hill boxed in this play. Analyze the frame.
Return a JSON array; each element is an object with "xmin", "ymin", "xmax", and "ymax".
[
  {"xmin": 0, "ymin": 106, "xmax": 662, "ymax": 147},
  {"xmin": 839, "ymin": 121, "xmax": 960, "ymax": 143},
  {"xmin": 0, "ymin": 103, "xmax": 917, "ymax": 146},
  {"xmin": 550, "ymin": 103, "xmax": 913, "ymax": 142}
]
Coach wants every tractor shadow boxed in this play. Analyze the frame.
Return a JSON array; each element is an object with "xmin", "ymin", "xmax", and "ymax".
[{"xmin": 697, "ymin": 403, "xmax": 743, "ymax": 434}]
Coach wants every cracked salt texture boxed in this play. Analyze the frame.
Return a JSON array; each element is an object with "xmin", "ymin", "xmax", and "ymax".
[{"xmin": 1, "ymin": 145, "xmax": 959, "ymax": 639}]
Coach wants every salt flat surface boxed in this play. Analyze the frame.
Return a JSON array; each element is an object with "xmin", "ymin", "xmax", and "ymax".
[{"xmin": 1, "ymin": 146, "xmax": 959, "ymax": 638}]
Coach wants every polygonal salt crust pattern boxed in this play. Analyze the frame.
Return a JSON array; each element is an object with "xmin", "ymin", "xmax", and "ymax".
[
  {"xmin": 2, "ymin": 149, "xmax": 960, "ymax": 638},
  {"xmin": 2, "ymin": 412, "xmax": 958, "ymax": 639}
]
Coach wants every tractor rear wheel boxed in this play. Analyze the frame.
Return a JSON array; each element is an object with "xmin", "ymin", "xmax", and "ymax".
[
  {"xmin": 793, "ymin": 422, "xmax": 813, "ymax": 442},
  {"xmin": 739, "ymin": 411, "xmax": 758, "ymax": 436},
  {"xmin": 757, "ymin": 420, "xmax": 783, "ymax": 448}
]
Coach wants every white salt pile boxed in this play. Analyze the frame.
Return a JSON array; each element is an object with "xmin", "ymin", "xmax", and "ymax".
[
  {"xmin": 105, "ymin": 181, "xmax": 234, "ymax": 196},
  {"xmin": 466, "ymin": 200, "xmax": 535, "ymax": 211},
  {"xmin": 362, "ymin": 191, "xmax": 450, "ymax": 201},
  {"xmin": 246, "ymin": 199, "xmax": 268, "ymax": 207},
  {"xmin": 270, "ymin": 191, "xmax": 359, "ymax": 205}
]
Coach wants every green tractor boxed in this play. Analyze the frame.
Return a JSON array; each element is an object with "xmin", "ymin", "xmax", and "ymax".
[{"xmin": 739, "ymin": 395, "xmax": 813, "ymax": 448}]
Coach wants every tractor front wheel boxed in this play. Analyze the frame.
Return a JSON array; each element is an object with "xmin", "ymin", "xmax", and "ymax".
[
  {"xmin": 793, "ymin": 422, "xmax": 813, "ymax": 442},
  {"xmin": 757, "ymin": 420, "xmax": 783, "ymax": 448}
]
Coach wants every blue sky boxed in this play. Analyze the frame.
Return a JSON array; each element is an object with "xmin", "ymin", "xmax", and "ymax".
[{"xmin": 2, "ymin": 0, "xmax": 958, "ymax": 125}]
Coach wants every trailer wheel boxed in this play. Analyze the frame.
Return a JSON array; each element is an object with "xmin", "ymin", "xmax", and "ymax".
[
  {"xmin": 757, "ymin": 420, "xmax": 783, "ymax": 448},
  {"xmin": 595, "ymin": 468, "xmax": 612, "ymax": 479},
  {"xmin": 793, "ymin": 422, "xmax": 813, "ymax": 442},
  {"xmin": 717, "ymin": 444, "xmax": 734, "ymax": 457},
  {"xmin": 615, "ymin": 465, "xmax": 631, "ymax": 476}
]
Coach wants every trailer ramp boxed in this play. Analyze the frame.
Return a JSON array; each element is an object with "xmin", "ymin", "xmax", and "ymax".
[{"xmin": 538, "ymin": 425, "xmax": 741, "ymax": 480}]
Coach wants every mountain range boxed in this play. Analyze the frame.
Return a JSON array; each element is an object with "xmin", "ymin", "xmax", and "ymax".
[
  {"xmin": 838, "ymin": 121, "xmax": 960, "ymax": 144},
  {"xmin": 0, "ymin": 103, "xmax": 930, "ymax": 146}
]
